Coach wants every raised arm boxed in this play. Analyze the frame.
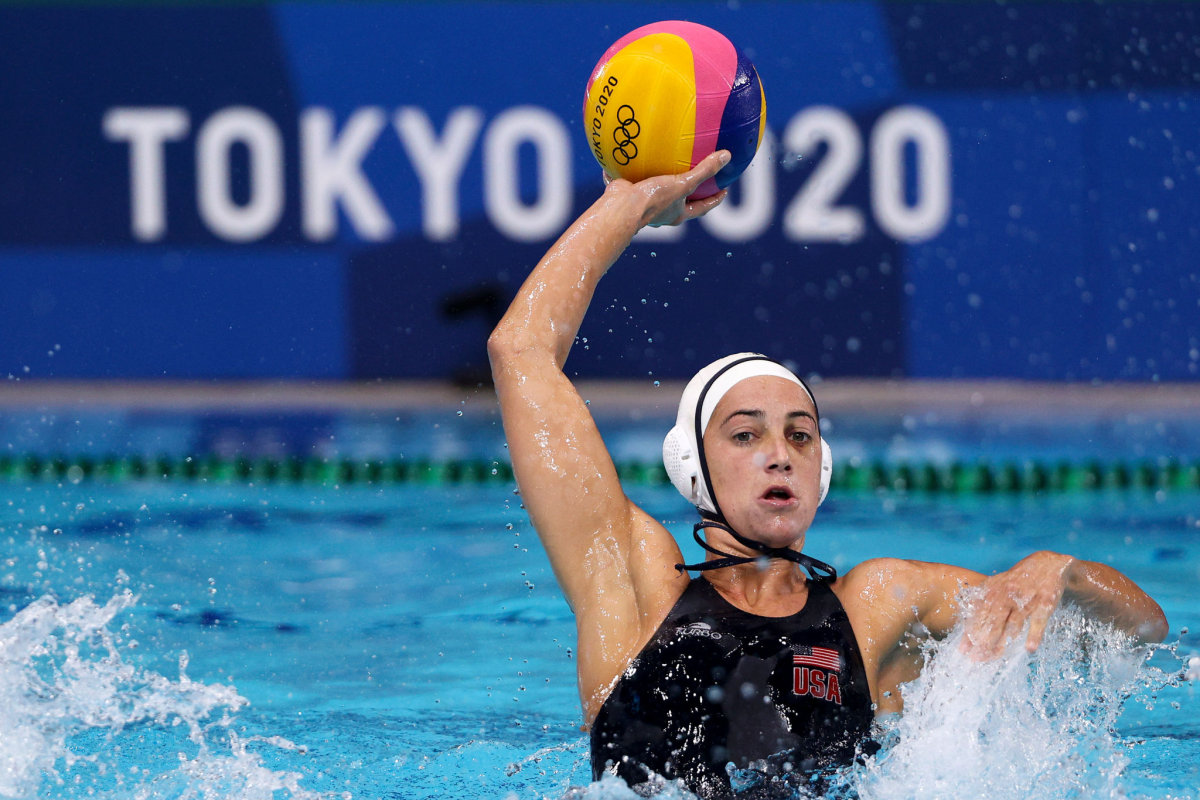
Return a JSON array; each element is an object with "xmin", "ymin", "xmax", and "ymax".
[{"xmin": 487, "ymin": 152, "xmax": 729, "ymax": 714}]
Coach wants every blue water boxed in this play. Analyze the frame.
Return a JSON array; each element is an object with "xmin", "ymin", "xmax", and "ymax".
[{"xmin": 1, "ymin": 477, "xmax": 1198, "ymax": 797}]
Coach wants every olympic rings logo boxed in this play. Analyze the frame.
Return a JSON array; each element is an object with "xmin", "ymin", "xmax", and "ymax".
[{"xmin": 611, "ymin": 105, "xmax": 640, "ymax": 165}]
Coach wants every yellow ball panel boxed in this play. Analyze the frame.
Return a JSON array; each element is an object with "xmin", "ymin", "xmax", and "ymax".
[
  {"xmin": 757, "ymin": 80, "xmax": 767, "ymax": 150},
  {"xmin": 585, "ymin": 33, "xmax": 697, "ymax": 184}
]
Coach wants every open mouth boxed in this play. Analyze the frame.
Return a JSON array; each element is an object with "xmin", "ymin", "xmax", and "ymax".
[{"xmin": 762, "ymin": 486, "xmax": 795, "ymax": 501}]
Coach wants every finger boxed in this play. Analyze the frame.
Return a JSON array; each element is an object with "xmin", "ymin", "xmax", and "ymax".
[
  {"xmin": 679, "ymin": 150, "xmax": 731, "ymax": 192},
  {"xmin": 981, "ymin": 606, "xmax": 1015, "ymax": 659},
  {"xmin": 958, "ymin": 593, "xmax": 994, "ymax": 653},
  {"xmin": 959, "ymin": 607, "xmax": 987, "ymax": 652},
  {"xmin": 960, "ymin": 622, "xmax": 985, "ymax": 657},
  {"xmin": 995, "ymin": 608, "xmax": 1025, "ymax": 657},
  {"xmin": 683, "ymin": 189, "xmax": 728, "ymax": 220},
  {"xmin": 1025, "ymin": 603, "xmax": 1054, "ymax": 653},
  {"xmin": 961, "ymin": 604, "xmax": 1003, "ymax": 659}
]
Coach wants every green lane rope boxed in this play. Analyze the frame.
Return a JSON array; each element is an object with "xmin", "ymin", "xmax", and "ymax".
[{"xmin": 0, "ymin": 454, "xmax": 1197, "ymax": 492}]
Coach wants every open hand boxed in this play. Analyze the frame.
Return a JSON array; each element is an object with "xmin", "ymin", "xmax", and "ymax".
[
  {"xmin": 603, "ymin": 150, "xmax": 730, "ymax": 229},
  {"xmin": 960, "ymin": 551, "xmax": 1076, "ymax": 661}
]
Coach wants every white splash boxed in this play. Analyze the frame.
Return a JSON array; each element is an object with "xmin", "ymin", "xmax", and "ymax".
[
  {"xmin": 847, "ymin": 605, "xmax": 1168, "ymax": 800},
  {"xmin": 124, "ymin": 732, "xmax": 315, "ymax": 800},
  {"xmin": 559, "ymin": 774, "xmax": 697, "ymax": 800},
  {"xmin": 0, "ymin": 592, "xmax": 318, "ymax": 800}
]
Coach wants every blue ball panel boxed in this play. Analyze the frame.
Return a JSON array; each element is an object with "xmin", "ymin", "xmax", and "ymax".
[{"xmin": 714, "ymin": 48, "xmax": 763, "ymax": 190}]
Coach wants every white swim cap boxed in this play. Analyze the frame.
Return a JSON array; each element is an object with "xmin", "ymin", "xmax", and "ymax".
[{"xmin": 662, "ymin": 353, "xmax": 833, "ymax": 515}]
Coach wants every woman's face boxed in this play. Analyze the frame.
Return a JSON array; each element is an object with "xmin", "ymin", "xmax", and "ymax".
[{"xmin": 702, "ymin": 376, "xmax": 822, "ymax": 550}]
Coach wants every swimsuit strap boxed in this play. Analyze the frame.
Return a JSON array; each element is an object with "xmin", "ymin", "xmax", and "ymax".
[{"xmin": 675, "ymin": 517, "xmax": 838, "ymax": 582}]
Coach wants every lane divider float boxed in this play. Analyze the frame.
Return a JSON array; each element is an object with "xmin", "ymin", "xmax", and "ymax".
[{"xmin": 0, "ymin": 455, "xmax": 1196, "ymax": 492}]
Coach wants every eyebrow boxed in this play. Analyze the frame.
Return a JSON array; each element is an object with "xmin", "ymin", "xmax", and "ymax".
[
  {"xmin": 721, "ymin": 409, "xmax": 817, "ymax": 425},
  {"xmin": 722, "ymin": 409, "xmax": 764, "ymax": 425}
]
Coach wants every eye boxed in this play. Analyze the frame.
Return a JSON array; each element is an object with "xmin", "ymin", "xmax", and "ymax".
[
  {"xmin": 734, "ymin": 431, "xmax": 753, "ymax": 443},
  {"xmin": 790, "ymin": 430, "xmax": 812, "ymax": 443}
]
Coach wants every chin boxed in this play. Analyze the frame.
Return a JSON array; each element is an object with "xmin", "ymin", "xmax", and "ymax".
[
  {"xmin": 736, "ymin": 514, "xmax": 810, "ymax": 550},
  {"xmin": 757, "ymin": 530, "xmax": 806, "ymax": 551}
]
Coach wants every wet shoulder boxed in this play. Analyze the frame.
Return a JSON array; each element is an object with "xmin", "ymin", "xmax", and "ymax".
[{"xmin": 831, "ymin": 557, "xmax": 925, "ymax": 617}]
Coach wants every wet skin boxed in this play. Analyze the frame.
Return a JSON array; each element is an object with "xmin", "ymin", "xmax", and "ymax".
[{"xmin": 487, "ymin": 152, "xmax": 1169, "ymax": 724}]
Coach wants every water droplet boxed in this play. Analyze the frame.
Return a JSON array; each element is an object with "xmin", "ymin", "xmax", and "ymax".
[
  {"xmin": 650, "ymin": 252, "xmax": 657, "ymax": 257},
  {"xmin": 506, "ymin": 523, "xmax": 513, "ymax": 529},
  {"xmin": 726, "ymin": 252, "xmax": 732, "ymax": 257},
  {"xmin": 641, "ymin": 298, "xmax": 647, "ymax": 304},
  {"xmin": 456, "ymin": 411, "xmax": 463, "ymax": 416},
  {"xmin": 653, "ymin": 381, "xmax": 661, "ymax": 387}
]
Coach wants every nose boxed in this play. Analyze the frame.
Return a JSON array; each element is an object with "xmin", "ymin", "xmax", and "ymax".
[{"xmin": 765, "ymin": 434, "xmax": 791, "ymax": 472}]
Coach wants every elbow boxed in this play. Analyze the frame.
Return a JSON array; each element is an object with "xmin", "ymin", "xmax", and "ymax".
[
  {"xmin": 488, "ymin": 322, "xmax": 551, "ymax": 368},
  {"xmin": 487, "ymin": 320, "xmax": 529, "ymax": 366},
  {"xmin": 487, "ymin": 325, "xmax": 513, "ymax": 364},
  {"xmin": 486, "ymin": 327, "xmax": 516, "ymax": 384},
  {"xmin": 487, "ymin": 324, "xmax": 538, "ymax": 383},
  {"xmin": 487, "ymin": 322, "xmax": 557, "ymax": 381}
]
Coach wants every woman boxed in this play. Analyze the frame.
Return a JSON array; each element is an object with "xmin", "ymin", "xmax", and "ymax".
[{"xmin": 486, "ymin": 151, "xmax": 1167, "ymax": 798}]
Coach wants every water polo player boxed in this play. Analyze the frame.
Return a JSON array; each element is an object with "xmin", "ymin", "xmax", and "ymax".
[{"xmin": 486, "ymin": 152, "xmax": 1168, "ymax": 798}]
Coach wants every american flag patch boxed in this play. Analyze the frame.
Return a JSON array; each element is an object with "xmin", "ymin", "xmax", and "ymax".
[{"xmin": 792, "ymin": 645, "xmax": 842, "ymax": 671}]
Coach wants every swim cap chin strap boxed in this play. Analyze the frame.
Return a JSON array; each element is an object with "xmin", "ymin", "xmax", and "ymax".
[
  {"xmin": 678, "ymin": 513, "xmax": 838, "ymax": 581},
  {"xmin": 668, "ymin": 354, "xmax": 837, "ymax": 581}
]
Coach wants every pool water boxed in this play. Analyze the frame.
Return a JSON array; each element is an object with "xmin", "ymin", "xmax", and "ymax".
[{"xmin": 1, "ymin": 479, "xmax": 1198, "ymax": 799}]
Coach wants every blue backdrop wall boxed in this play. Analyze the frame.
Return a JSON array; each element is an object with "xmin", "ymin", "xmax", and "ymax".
[{"xmin": 2, "ymin": 1, "xmax": 1198, "ymax": 382}]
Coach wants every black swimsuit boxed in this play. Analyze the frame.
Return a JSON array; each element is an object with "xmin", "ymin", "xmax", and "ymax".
[{"xmin": 590, "ymin": 577, "xmax": 876, "ymax": 798}]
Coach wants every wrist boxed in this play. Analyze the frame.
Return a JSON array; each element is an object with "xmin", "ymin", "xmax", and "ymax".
[{"xmin": 600, "ymin": 181, "xmax": 649, "ymax": 235}]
